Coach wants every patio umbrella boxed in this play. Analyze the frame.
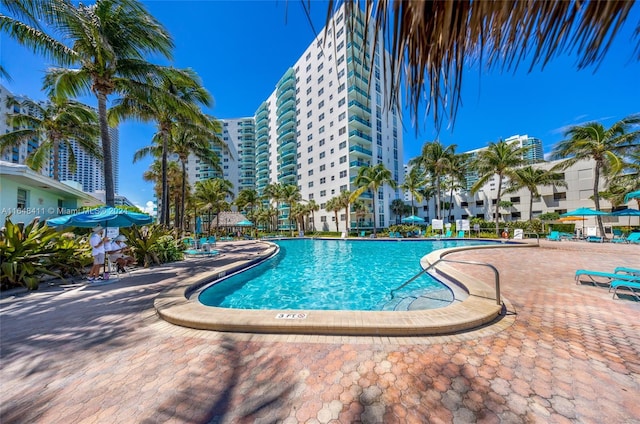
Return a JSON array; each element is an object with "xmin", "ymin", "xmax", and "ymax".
[
  {"xmin": 557, "ymin": 216, "xmax": 587, "ymax": 222},
  {"xmin": 236, "ymin": 219, "xmax": 254, "ymax": 226},
  {"xmin": 624, "ymin": 190, "xmax": 640, "ymax": 204},
  {"xmin": 611, "ymin": 208, "xmax": 640, "ymax": 227},
  {"xmin": 47, "ymin": 206, "xmax": 153, "ymax": 228},
  {"xmin": 401, "ymin": 215, "xmax": 426, "ymax": 224},
  {"xmin": 560, "ymin": 207, "xmax": 610, "ymax": 236}
]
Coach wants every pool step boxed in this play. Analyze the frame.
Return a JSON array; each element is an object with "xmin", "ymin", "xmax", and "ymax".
[{"xmin": 380, "ymin": 288, "xmax": 454, "ymax": 311}]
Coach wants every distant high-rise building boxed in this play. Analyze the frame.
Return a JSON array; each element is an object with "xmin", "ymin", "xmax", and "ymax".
[{"xmin": 0, "ymin": 84, "xmax": 119, "ymax": 195}]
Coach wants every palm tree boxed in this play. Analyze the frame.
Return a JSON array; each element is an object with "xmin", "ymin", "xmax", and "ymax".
[
  {"xmin": 306, "ymin": 199, "xmax": 319, "ymax": 232},
  {"xmin": 324, "ymin": 197, "xmax": 341, "ymax": 233},
  {"xmin": 471, "ymin": 140, "xmax": 529, "ymax": 236},
  {"xmin": 236, "ymin": 189, "xmax": 261, "ymax": 215},
  {"xmin": 351, "ymin": 163, "xmax": 397, "ymax": 236},
  {"xmin": 409, "ymin": 141, "xmax": 455, "ymax": 220},
  {"xmin": 389, "ymin": 199, "xmax": 406, "ymax": 224},
  {"xmin": 109, "ymin": 68, "xmax": 213, "ymax": 226},
  {"xmin": 193, "ymin": 178, "xmax": 234, "ymax": 234},
  {"xmin": 0, "ymin": 95, "xmax": 100, "ymax": 180},
  {"xmin": 337, "ymin": 190, "xmax": 352, "ymax": 234},
  {"xmin": 505, "ymin": 166, "xmax": 567, "ymax": 221},
  {"xmin": 352, "ymin": 199, "xmax": 367, "ymax": 234},
  {"xmin": 552, "ymin": 115, "xmax": 640, "ymax": 236},
  {"xmin": 143, "ymin": 159, "xmax": 182, "ymax": 225},
  {"xmin": 281, "ymin": 184, "xmax": 301, "ymax": 235},
  {"xmin": 401, "ymin": 166, "xmax": 426, "ymax": 216},
  {"xmin": 2, "ymin": 0, "xmax": 175, "ymax": 207},
  {"xmin": 330, "ymin": 2, "xmax": 636, "ymax": 128},
  {"xmin": 444, "ymin": 153, "xmax": 469, "ymax": 222}
]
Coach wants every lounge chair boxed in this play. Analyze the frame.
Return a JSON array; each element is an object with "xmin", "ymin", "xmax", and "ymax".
[
  {"xmin": 610, "ymin": 280, "xmax": 640, "ymax": 300},
  {"xmin": 575, "ymin": 268, "xmax": 640, "ymax": 286},
  {"xmin": 457, "ymin": 230, "xmax": 465, "ymax": 238},
  {"xmin": 547, "ymin": 231, "xmax": 561, "ymax": 241},
  {"xmin": 359, "ymin": 231, "xmax": 366, "ymax": 237},
  {"xmin": 611, "ymin": 232, "xmax": 640, "ymax": 244},
  {"xmin": 183, "ymin": 248, "xmax": 218, "ymax": 258},
  {"xmin": 585, "ymin": 235, "xmax": 604, "ymax": 243}
]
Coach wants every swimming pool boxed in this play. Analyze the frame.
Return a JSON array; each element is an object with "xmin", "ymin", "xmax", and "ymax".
[{"xmin": 198, "ymin": 238, "xmax": 492, "ymax": 311}]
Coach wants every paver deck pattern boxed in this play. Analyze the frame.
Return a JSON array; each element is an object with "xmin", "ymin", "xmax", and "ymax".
[{"xmin": 1, "ymin": 239, "xmax": 639, "ymax": 423}]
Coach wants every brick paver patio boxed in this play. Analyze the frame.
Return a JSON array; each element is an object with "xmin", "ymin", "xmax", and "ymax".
[{"xmin": 1, "ymin": 240, "xmax": 638, "ymax": 423}]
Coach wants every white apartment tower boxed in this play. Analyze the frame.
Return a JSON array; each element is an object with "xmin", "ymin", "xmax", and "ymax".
[
  {"xmin": 0, "ymin": 84, "xmax": 119, "ymax": 195},
  {"xmin": 256, "ymin": 7, "xmax": 403, "ymax": 231}
]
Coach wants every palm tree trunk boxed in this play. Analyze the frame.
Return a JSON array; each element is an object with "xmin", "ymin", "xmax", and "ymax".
[
  {"xmin": 97, "ymin": 94, "xmax": 115, "ymax": 207},
  {"xmin": 180, "ymin": 160, "xmax": 187, "ymax": 232},
  {"xmin": 594, "ymin": 161, "xmax": 606, "ymax": 238},
  {"xmin": 372, "ymin": 197, "xmax": 377, "ymax": 236},
  {"xmin": 528, "ymin": 191, "xmax": 534, "ymax": 221},
  {"xmin": 435, "ymin": 178, "xmax": 441, "ymax": 219},
  {"xmin": 495, "ymin": 174, "xmax": 503, "ymax": 236},
  {"xmin": 52, "ymin": 138, "xmax": 60, "ymax": 181},
  {"xmin": 161, "ymin": 132, "xmax": 169, "ymax": 227}
]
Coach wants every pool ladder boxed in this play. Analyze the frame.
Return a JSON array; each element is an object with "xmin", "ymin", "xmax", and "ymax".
[{"xmin": 389, "ymin": 258, "xmax": 501, "ymax": 306}]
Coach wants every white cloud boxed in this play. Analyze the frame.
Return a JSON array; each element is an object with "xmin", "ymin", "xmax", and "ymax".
[{"xmin": 136, "ymin": 201, "xmax": 157, "ymax": 216}]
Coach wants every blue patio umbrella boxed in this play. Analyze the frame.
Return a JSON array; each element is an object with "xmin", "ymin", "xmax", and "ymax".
[
  {"xmin": 624, "ymin": 190, "xmax": 640, "ymax": 204},
  {"xmin": 195, "ymin": 216, "xmax": 202, "ymax": 234},
  {"xmin": 561, "ymin": 207, "xmax": 610, "ymax": 236},
  {"xmin": 611, "ymin": 208, "xmax": 640, "ymax": 227},
  {"xmin": 401, "ymin": 215, "xmax": 426, "ymax": 224},
  {"xmin": 47, "ymin": 206, "xmax": 153, "ymax": 228},
  {"xmin": 236, "ymin": 219, "xmax": 254, "ymax": 226}
]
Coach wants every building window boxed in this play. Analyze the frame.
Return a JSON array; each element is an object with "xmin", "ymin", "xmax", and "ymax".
[
  {"xmin": 317, "ymin": 75, "xmax": 324, "ymax": 84},
  {"xmin": 339, "ymin": 156, "xmax": 347, "ymax": 164},
  {"xmin": 461, "ymin": 202, "xmax": 469, "ymax": 207},
  {"xmin": 319, "ymin": 152, "xmax": 326, "ymax": 159},
  {"xmin": 320, "ymin": 164, "xmax": 326, "ymax": 171},
  {"xmin": 319, "ymin": 113, "xmax": 325, "ymax": 121},
  {"xmin": 320, "ymin": 190, "xmax": 326, "ymax": 197},
  {"xmin": 308, "ymin": 181, "xmax": 314, "ymax": 187},
  {"xmin": 510, "ymin": 197, "xmax": 520, "ymax": 204},
  {"xmin": 308, "ymin": 158, "xmax": 313, "ymax": 164},
  {"xmin": 318, "ymin": 88, "xmax": 324, "ymax": 96},
  {"xmin": 319, "ymin": 126, "xmax": 325, "ymax": 134},
  {"xmin": 339, "ymin": 170, "xmax": 347, "ymax": 178},
  {"xmin": 339, "ymin": 141, "xmax": 346, "ymax": 149},
  {"xmin": 318, "ymin": 100, "xmax": 324, "ymax": 109},
  {"xmin": 319, "ymin": 139, "xmax": 325, "ymax": 146},
  {"xmin": 308, "ymin": 169, "xmax": 314, "ymax": 176},
  {"xmin": 554, "ymin": 192, "xmax": 567, "ymax": 201},
  {"xmin": 475, "ymin": 200, "xmax": 484, "ymax": 207},
  {"xmin": 17, "ymin": 188, "xmax": 27, "ymax": 208},
  {"xmin": 339, "ymin": 112, "xmax": 346, "ymax": 121},
  {"xmin": 308, "ymin": 146, "xmax": 313, "ymax": 153},
  {"xmin": 338, "ymin": 126, "xmax": 346, "ymax": 135},
  {"xmin": 320, "ymin": 177, "xmax": 326, "ymax": 184}
]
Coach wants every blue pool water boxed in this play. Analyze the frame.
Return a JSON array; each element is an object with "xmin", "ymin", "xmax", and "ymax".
[{"xmin": 199, "ymin": 239, "xmax": 492, "ymax": 311}]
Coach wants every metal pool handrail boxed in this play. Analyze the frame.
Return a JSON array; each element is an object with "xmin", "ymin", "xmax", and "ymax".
[{"xmin": 389, "ymin": 258, "xmax": 501, "ymax": 306}]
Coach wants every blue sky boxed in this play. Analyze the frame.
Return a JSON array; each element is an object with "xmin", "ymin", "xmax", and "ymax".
[{"xmin": 1, "ymin": 1, "xmax": 639, "ymax": 210}]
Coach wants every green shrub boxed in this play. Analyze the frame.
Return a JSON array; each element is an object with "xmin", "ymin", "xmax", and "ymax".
[
  {"xmin": 1, "ymin": 216, "xmax": 63, "ymax": 290},
  {"xmin": 120, "ymin": 225, "xmax": 183, "ymax": 267}
]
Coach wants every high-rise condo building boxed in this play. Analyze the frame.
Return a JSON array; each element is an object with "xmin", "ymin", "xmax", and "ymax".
[{"xmin": 255, "ymin": 6, "xmax": 403, "ymax": 231}]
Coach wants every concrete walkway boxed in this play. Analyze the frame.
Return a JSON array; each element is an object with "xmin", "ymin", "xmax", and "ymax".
[{"xmin": 1, "ymin": 240, "xmax": 639, "ymax": 423}]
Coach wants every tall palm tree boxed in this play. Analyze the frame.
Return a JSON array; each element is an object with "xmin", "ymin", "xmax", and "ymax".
[
  {"xmin": 306, "ymin": 199, "xmax": 319, "ymax": 232},
  {"xmin": 330, "ymin": 2, "xmax": 637, "ymax": 128},
  {"xmin": 2, "ymin": 0, "xmax": 175, "ymax": 207},
  {"xmin": 0, "ymin": 95, "xmax": 100, "ymax": 180},
  {"xmin": 352, "ymin": 199, "xmax": 367, "ymax": 233},
  {"xmin": 401, "ymin": 166, "xmax": 426, "ymax": 215},
  {"xmin": 324, "ymin": 197, "xmax": 341, "ymax": 233},
  {"xmin": 351, "ymin": 163, "xmax": 397, "ymax": 236},
  {"xmin": 109, "ymin": 68, "xmax": 213, "ymax": 226},
  {"xmin": 337, "ymin": 190, "xmax": 352, "ymax": 233},
  {"xmin": 389, "ymin": 199, "xmax": 406, "ymax": 224},
  {"xmin": 444, "ymin": 153, "xmax": 469, "ymax": 222},
  {"xmin": 552, "ymin": 115, "xmax": 640, "ymax": 235},
  {"xmin": 193, "ymin": 178, "xmax": 234, "ymax": 234},
  {"xmin": 471, "ymin": 140, "xmax": 528, "ymax": 236},
  {"xmin": 143, "ymin": 159, "xmax": 182, "ymax": 225},
  {"xmin": 505, "ymin": 166, "xmax": 567, "ymax": 221},
  {"xmin": 236, "ymin": 189, "xmax": 261, "ymax": 215},
  {"xmin": 409, "ymin": 141, "xmax": 455, "ymax": 220},
  {"xmin": 281, "ymin": 184, "xmax": 301, "ymax": 235}
]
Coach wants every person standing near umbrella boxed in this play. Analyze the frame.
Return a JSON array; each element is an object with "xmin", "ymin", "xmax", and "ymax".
[{"xmin": 88, "ymin": 225, "xmax": 108, "ymax": 281}]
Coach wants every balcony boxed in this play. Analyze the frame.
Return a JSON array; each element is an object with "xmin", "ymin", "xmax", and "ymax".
[
  {"xmin": 276, "ymin": 104, "xmax": 295, "ymax": 121},
  {"xmin": 350, "ymin": 159, "xmax": 370, "ymax": 168},
  {"xmin": 276, "ymin": 86, "xmax": 296, "ymax": 106},
  {"xmin": 277, "ymin": 71, "xmax": 296, "ymax": 91},
  {"xmin": 349, "ymin": 144, "xmax": 372, "ymax": 159},
  {"xmin": 348, "ymin": 99, "xmax": 371, "ymax": 115},
  {"xmin": 349, "ymin": 129, "xmax": 372, "ymax": 144},
  {"xmin": 277, "ymin": 117, "xmax": 296, "ymax": 132},
  {"xmin": 348, "ymin": 114, "xmax": 371, "ymax": 131}
]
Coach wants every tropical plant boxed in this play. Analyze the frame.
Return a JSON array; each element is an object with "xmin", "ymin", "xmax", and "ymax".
[
  {"xmin": 193, "ymin": 178, "xmax": 234, "ymax": 233},
  {"xmin": 280, "ymin": 184, "xmax": 301, "ymax": 235},
  {"xmin": 409, "ymin": 141, "xmax": 456, "ymax": 220},
  {"xmin": 120, "ymin": 225, "xmax": 178, "ymax": 268},
  {"xmin": 2, "ymin": 0, "xmax": 175, "ymax": 207},
  {"xmin": 351, "ymin": 163, "xmax": 397, "ymax": 236},
  {"xmin": 324, "ymin": 197, "xmax": 341, "ymax": 233},
  {"xmin": 505, "ymin": 166, "xmax": 567, "ymax": 221},
  {"xmin": 401, "ymin": 166, "xmax": 426, "ymax": 215},
  {"xmin": 351, "ymin": 199, "xmax": 367, "ymax": 234},
  {"xmin": 552, "ymin": 115, "xmax": 640, "ymax": 236},
  {"xmin": 444, "ymin": 153, "xmax": 469, "ymax": 221},
  {"xmin": 306, "ymin": 199, "xmax": 319, "ymax": 232},
  {"xmin": 236, "ymin": 189, "xmax": 261, "ymax": 214},
  {"xmin": 0, "ymin": 216, "xmax": 83, "ymax": 290},
  {"xmin": 330, "ymin": 2, "xmax": 637, "ymax": 128},
  {"xmin": 143, "ymin": 160, "xmax": 183, "ymax": 226},
  {"xmin": 389, "ymin": 199, "xmax": 406, "ymax": 224},
  {"xmin": 471, "ymin": 140, "xmax": 529, "ymax": 236},
  {"xmin": 110, "ymin": 68, "xmax": 214, "ymax": 225},
  {"xmin": 0, "ymin": 95, "xmax": 100, "ymax": 180},
  {"xmin": 337, "ymin": 190, "xmax": 352, "ymax": 233}
]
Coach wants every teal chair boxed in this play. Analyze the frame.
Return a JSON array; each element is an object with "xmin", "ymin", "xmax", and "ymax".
[
  {"xmin": 611, "ymin": 232, "xmax": 640, "ymax": 244},
  {"xmin": 547, "ymin": 231, "xmax": 561, "ymax": 241},
  {"xmin": 359, "ymin": 231, "xmax": 366, "ymax": 237},
  {"xmin": 457, "ymin": 230, "xmax": 465, "ymax": 238}
]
